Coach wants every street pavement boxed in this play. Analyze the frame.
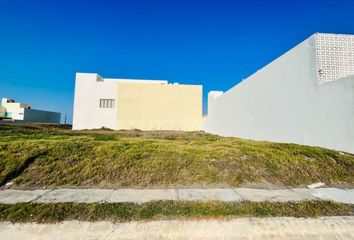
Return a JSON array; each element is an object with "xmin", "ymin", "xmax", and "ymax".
[{"xmin": 1, "ymin": 217, "xmax": 353, "ymax": 239}]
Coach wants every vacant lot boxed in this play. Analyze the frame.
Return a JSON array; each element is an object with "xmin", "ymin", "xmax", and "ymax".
[{"xmin": 0, "ymin": 124, "xmax": 353, "ymax": 189}]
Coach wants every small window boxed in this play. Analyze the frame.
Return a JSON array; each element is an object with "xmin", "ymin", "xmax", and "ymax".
[{"xmin": 99, "ymin": 99, "xmax": 115, "ymax": 108}]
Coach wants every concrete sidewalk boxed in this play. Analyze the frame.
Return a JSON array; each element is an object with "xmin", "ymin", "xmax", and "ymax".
[
  {"xmin": 1, "ymin": 217, "xmax": 354, "ymax": 239},
  {"xmin": 0, "ymin": 187, "xmax": 353, "ymax": 204}
]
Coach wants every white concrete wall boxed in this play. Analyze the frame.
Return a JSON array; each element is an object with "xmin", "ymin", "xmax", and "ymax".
[
  {"xmin": 203, "ymin": 34, "xmax": 354, "ymax": 153},
  {"xmin": 73, "ymin": 73, "xmax": 118, "ymax": 130}
]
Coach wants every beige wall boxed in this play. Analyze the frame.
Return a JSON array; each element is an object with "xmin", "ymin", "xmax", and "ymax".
[{"xmin": 117, "ymin": 82, "xmax": 202, "ymax": 131}]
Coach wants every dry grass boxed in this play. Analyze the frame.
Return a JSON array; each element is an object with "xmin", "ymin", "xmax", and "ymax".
[
  {"xmin": 0, "ymin": 124, "xmax": 353, "ymax": 188},
  {"xmin": 0, "ymin": 201, "xmax": 352, "ymax": 223}
]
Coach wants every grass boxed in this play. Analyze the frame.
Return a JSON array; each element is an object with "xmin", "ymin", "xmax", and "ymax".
[
  {"xmin": 0, "ymin": 124, "xmax": 353, "ymax": 188},
  {"xmin": 0, "ymin": 201, "xmax": 352, "ymax": 223}
]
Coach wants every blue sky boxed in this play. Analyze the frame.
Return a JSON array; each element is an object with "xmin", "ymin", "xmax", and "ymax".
[{"xmin": 1, "ymin": 0, "xmax": 353, "ymax": 123}]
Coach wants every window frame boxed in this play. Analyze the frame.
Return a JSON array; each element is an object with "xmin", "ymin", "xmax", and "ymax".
[{"xmin": 99, "ymin": 99, "xmax": 115, "ymax": 108}]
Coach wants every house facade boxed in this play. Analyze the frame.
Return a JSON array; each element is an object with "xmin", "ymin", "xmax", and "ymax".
[
  {"xmin": 0, "ymin": 98, "xmax": 61, "ymax": 124},
  {"xmin": 73, "ymin": 73, "xmax": 202, "ymax": 131}
]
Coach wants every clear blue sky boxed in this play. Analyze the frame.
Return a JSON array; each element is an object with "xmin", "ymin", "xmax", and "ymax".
[{"xmin": 1, "ymin": 0, "xmax": 353, "ymax": 123}]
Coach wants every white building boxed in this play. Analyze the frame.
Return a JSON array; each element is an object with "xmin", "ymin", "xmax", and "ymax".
[
  {"xmin": 203, "ymin": 33, "xmax": 354, "ymax": 153},
  {"xmin": 73, "ymin": 73, "xmax": 202, "ymax": 131},
  {"xmin": 0, "ymin": 98, "xmax": 61, "ymax": 124}
]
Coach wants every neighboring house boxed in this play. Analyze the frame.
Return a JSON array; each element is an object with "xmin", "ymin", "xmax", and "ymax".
[
  {"xmin": 203, "ymin": 33, "xmax": 354, "ymax": 154},
  {"xmin": 73, "ymin": 73, "xmax": 202, "ymax": 131},
  {"xmin": 0, "ymin": 98, "xmax": 61, "ymax": 124}
]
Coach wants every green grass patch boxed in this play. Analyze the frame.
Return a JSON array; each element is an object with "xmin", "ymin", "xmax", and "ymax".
[
  {"xmin": 0, "ymin": 124, "xmax": 353, "ymax": 188},
  {"xmin": 0, "ymin": 201, "xmax": 352, "ymax": 223}
]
